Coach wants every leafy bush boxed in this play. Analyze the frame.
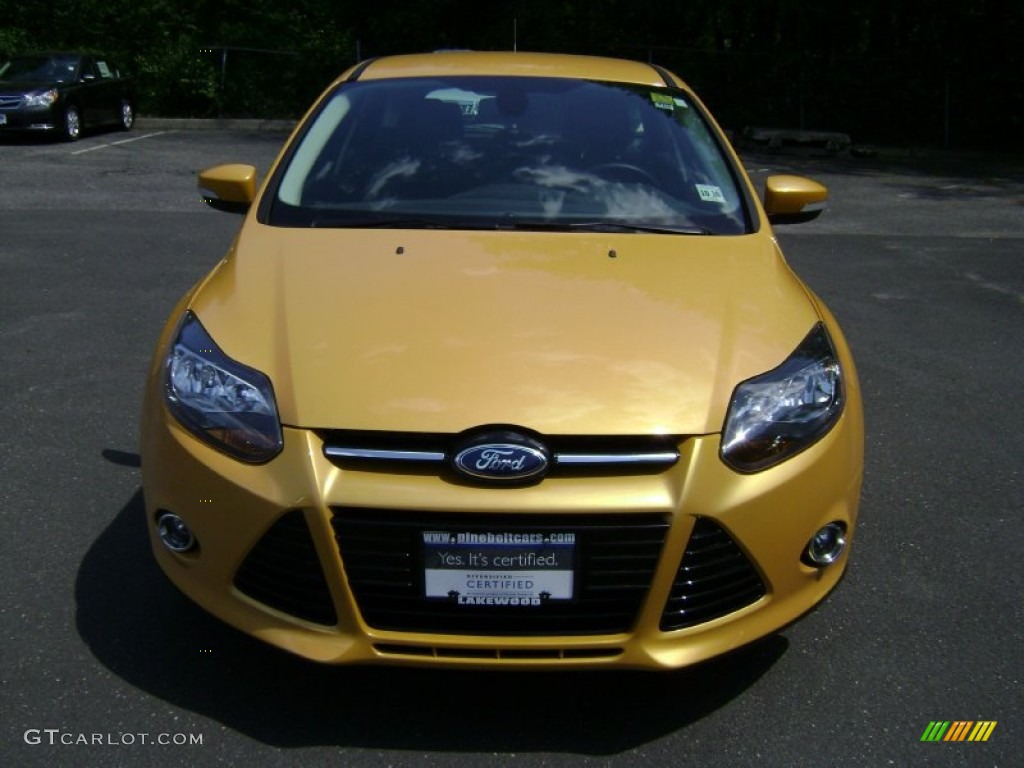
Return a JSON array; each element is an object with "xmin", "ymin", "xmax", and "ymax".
[{"xmin": 134, "ymin": 41, "xmax": 219, "ymax": 117}]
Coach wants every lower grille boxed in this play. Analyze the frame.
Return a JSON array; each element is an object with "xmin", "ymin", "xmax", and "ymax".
[
  {"xmin": 374, "ymin": 643, "xmax": 622, "ymax": 661},
  {"xmin": 660, "ymin": 518, "xmax": 767, "ymax": 631},
  {"xmin": 234, "ymin": 510, "xmax": 338, "ymax": 626},
  {"xmin": 332, "ymin": 509, "xmax": 669, "ymax": 635}
]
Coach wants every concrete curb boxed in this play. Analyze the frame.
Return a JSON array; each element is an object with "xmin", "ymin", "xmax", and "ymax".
[{"xmin": 135, "ymin": 117, "xmax": 297, "ymax": 132}]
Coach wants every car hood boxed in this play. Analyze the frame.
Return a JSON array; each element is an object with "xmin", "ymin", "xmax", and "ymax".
[
  {"xmin": 0, "ymin": 78, "xmax": 61, "ymax": 92},
  {"xmin": 188, "ymin": 225, "xmax": 820, "ymax": 435}
]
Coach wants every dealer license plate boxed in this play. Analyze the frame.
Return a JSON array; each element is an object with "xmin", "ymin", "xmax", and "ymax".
[{"xmin": 422, "ymin": 530, "xmax": 576, "ymax": 606}]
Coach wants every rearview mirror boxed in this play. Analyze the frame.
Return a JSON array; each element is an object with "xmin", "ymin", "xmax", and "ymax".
[
  {"xmin": 198, "ymin": 164, "xmax": 258, "ymax": 214},
  {"xmin": 764, "ymin": 175, "xmax": 828, "ymax": 224}
]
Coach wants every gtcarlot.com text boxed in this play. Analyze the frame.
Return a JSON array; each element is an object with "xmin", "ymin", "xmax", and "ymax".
[{"xmin": 24, "ymin": 729, "xmax": 203, "ymax": 746}]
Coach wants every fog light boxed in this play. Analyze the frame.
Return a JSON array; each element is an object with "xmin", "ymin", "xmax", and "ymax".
[
  {"xmin": 804, "ymin": 522, "xmax": 846, "ymax": 566},
  {"xmin": 157, "ymin": 512, "xmax": 196, "ymax": 552}
]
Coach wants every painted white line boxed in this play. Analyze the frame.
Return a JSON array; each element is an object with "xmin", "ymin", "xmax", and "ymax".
[{"xmin": 71, "ymin": 131, "xmax": 171, "ymax": 155}]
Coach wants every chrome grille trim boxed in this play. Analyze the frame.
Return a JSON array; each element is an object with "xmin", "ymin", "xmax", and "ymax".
[
  {"xmin": 320, "ymin": 430, "xmax": 682, "ymax": 472},
  {"xmin": 324, "ymin": 445, "xmax": 446, "ymax": 462},
  {"xmin": 554, "ymin": 451, "xmax": 679, "ymax": 466}
]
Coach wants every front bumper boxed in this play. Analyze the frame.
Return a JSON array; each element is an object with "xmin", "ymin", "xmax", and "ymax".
[
  {"xmin": 141, "ymin": 391, "xmax": 863, "ymax": 670},
  {"xmin": 0, "ymin": 105, "xmax": 59, "ymax": 132}
]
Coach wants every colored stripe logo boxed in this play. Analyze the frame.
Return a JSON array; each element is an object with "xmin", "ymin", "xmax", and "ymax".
[{"xmin": 921, "ymin": 721, "xmax": 997, "ymax": 742}]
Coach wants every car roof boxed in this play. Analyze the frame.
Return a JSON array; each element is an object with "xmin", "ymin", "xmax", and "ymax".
[
  {"xmin": 15, "ymin": 51, "xmax": 83, "ymax": 57},
  {"xmin": 346, "ymin": 51, "xmax": 686, "ymax": 89}
]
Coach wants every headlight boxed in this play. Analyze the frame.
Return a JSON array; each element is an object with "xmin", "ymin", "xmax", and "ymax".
[
  {"xmin": 721, "ymin": 323, "xmax": 843, "ymax": 472},
  {"xmin": 163, "ymin": 311, "xmax": 283, "ymax": 462},
  {"xmin": 25, "ymin": 88, "xmax": 58, "ymax": 107}
]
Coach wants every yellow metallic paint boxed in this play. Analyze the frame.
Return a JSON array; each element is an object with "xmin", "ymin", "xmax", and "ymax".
[
  {"xmin": 344, "ymin": 51, "xmax": 671, "ymax": 87},
  {"xmin": 764, "ymin": 175, "xmax": 829, "ymax": 216},
  {"xmin": 141, "ymin": 51, "xmax": 864, "ymax": 669},
  {"xmin": 141, "ymin": 401, "xmax": 861, "ymax": 669},
  {"xmin": 187, "ymin": 227, "xmax": 819, "ymax": 436},
  {"xmin": 197, "ymin": 163, "xmax": 257, "ymax": 204}
]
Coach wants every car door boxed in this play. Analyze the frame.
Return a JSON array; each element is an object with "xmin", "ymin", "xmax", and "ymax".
[
  {"xmin": 77, "ymin": 56, "xmax": 116, "ymax": 126},
  {"xmin": 92, "ymin": 57, "xmax": 124, "ymax": 124}
]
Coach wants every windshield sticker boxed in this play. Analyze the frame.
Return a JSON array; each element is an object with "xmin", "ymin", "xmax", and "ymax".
[
  {"xmin": 673, "ymin": 97, "xmax": 689, "ymax": 108},
  {"xmin": 696, "ymin": 184, "xmax": 727, "ymax": 203},
  {"xmin": 97, "ymin": 61, "xmax": 111, "ymax": 77},
  {"xmin": 650, "ymin": 93, "xmax": 675, "ymax": 112}
]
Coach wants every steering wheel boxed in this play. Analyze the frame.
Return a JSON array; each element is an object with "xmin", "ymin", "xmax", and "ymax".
[{"xmin": 588, "ymin": 162, "xmax": 659, "ymax": 185}]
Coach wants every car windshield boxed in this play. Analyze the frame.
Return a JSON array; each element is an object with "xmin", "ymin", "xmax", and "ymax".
[
  {"xmin": 267, "ymin": 76, "xmax": 750, "ymax": 234},
  {"xmin": 0, "ymin": 54, "xmax": 80, "ymax": 83}
]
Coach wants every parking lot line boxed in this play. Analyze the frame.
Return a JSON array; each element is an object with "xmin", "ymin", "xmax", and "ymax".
[{"xmin": 71, "ymin": 131, "xmax": 172, "ymax": 154}]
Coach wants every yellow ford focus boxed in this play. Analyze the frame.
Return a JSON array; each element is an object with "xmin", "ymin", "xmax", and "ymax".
[{"xmin": 141, "ymin": 52, "xmax": 862, "ymax": 669}]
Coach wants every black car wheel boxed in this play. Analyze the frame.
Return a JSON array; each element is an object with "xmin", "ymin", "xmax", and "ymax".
[
  {"xmin": 120, "ymin": 99, "xmax": 134, "ymax": 131},
  {"xmin": 63, "ymin": 105, "xmax": 82, "ymax": 141}
]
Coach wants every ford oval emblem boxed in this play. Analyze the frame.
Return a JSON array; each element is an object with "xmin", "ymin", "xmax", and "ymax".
[{"xmin": 453, "ymin": 443, "xmax": 549, "ymax": 482}]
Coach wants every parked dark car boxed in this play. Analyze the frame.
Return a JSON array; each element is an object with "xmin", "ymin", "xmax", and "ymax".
[{"xmin": 0, "ymin": 52, "xmax": 135, "ymax": 141}]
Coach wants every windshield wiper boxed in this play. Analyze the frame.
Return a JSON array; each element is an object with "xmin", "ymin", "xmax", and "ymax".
[
  {"xmin": 310, "ymin": 214, "xmax": 713, "ymax": 235},
  {"xmin": 310, "ymin": 216, "xmax": 459, "ymax": 229},
  {"xmin": 500, "ymin": 219, "xmax": 714, "ymax": 235}
]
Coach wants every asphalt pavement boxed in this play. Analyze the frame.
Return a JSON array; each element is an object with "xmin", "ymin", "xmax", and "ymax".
[{"xmin": 1, "ymin": 126, "xmax": 1021, "ymax": 767}]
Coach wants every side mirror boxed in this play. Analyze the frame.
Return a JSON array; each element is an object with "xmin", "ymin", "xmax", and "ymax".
[
  {"xmin": 198, "ymin": 164, "xmax": 258, "ymax": 214},
  {"xmin": 764, "ymin": 175, "xmax": 828, "ymax": 224}
]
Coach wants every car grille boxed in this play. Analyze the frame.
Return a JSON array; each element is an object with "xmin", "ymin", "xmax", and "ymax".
[
  {"xmin": 659, "ymin": 518, "xmax": 767, "ymax": 631},
  {"xmin": 331, "ymin": 508, "xmax": 670, "ymax": 635},
  {"xmin": 372, "ymin": 643, "xmax": 623, "ymax": 661},
  {"xmin": 319, "ymin": 430, "xmax": 681, "ymax": 475},
  {"xmin": 233, "ymin": 510, "xmax": 338, "ymax": 626},
  {"xmin": 0, "ymin": 95, "xmax": 24, "ymax": 109}
]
